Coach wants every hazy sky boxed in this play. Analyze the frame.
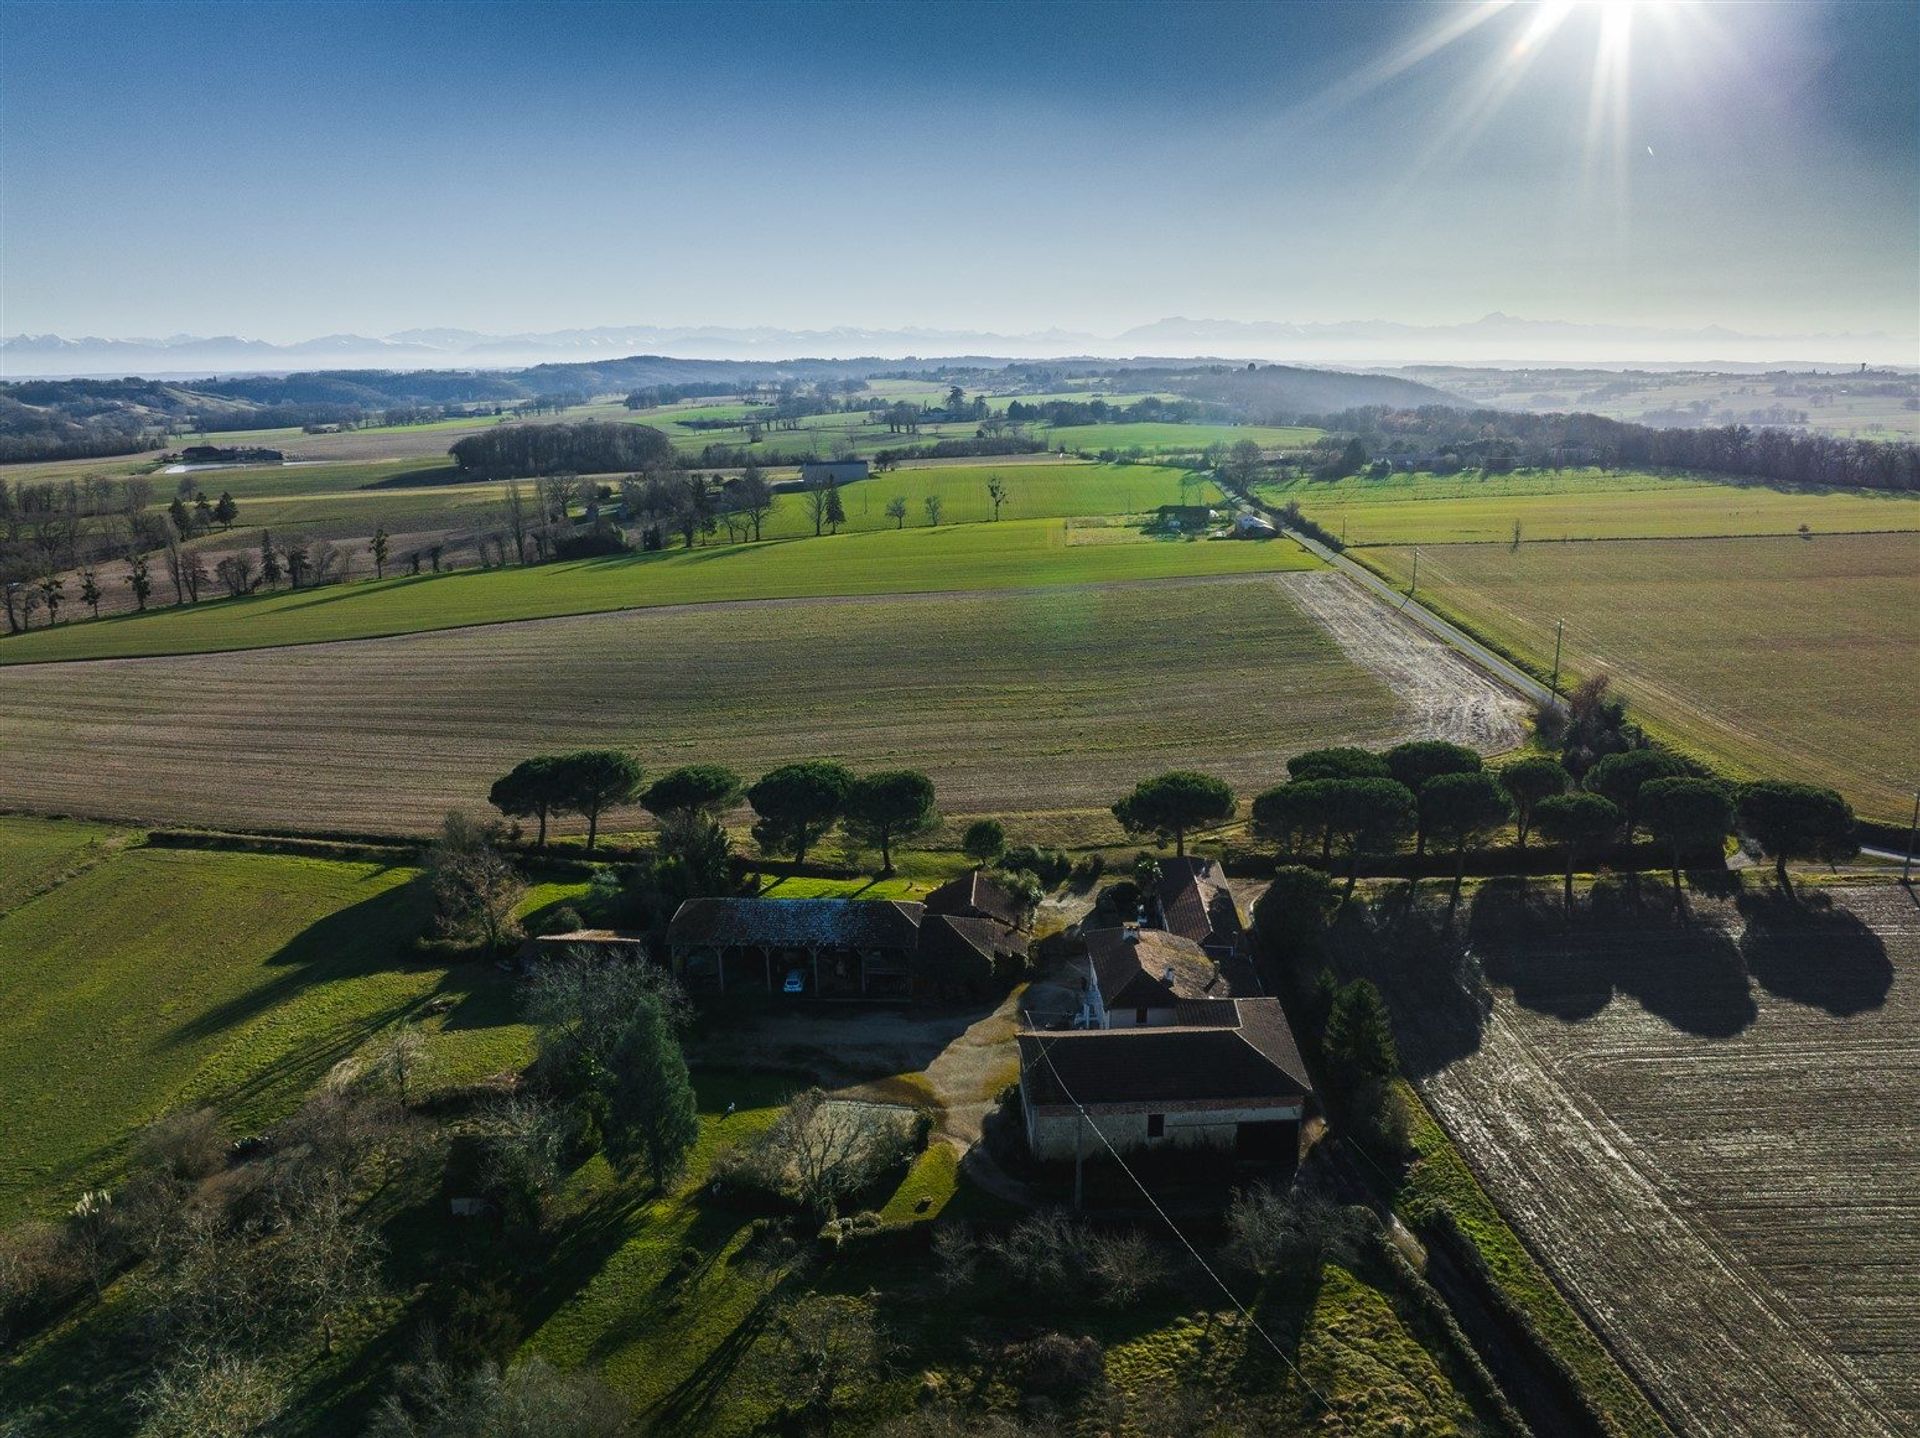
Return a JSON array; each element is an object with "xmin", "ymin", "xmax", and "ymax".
[{"xmin": 4, "ymin": 0, "xmax": 1916, "ymax": 342}]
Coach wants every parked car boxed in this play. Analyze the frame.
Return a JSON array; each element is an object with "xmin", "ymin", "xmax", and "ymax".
[{"xmin": 782, "ymin": 968, "xmax": 806, "ymax": 994}]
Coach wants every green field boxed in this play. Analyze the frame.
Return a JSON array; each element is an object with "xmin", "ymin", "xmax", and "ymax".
[
  {"xmin": 1363, "ymin": 532, "xmax": 1920, "ymax": 822},
  {"xmin": 0, "ymin": 814, "xmax": 130, "ymax": 915},
  {"xmin": 0, "ymin": 574, "xmax": 1401, "ymax": 839},
  {"xmin": 0, "ymin": 518, "xmax": 1319, "ymax": 664},
  {"xmin": 0, "ymin": 837, "xmax": 539, "ymax": 1222},
  {"xmin": 1047, "ymin": 421, "xmax": 1322, "ymax": 453},
  {"xmin": 760, "ymin": 461, "xmax": 1220, "ymax": 537},
  {"xmin": 1263, "ymin": 468, "xmax": 1920, "ymax": 545}
]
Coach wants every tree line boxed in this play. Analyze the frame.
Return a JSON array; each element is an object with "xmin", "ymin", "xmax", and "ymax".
[
  {"xmin": 1109, "ymin": 731, "xmax": 1857, "ymax": 912},
  {"xmin": 487, "ymin": 752, "xmax": 944, "ymax": 874},
  {"xmin": 1303, "ymin": 405, "xmax": 1919, "ymax": 492}
]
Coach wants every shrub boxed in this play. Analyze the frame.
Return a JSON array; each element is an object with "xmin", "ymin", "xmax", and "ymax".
[
  {"xmin": 538, "ymin": 905, "xmax": 585, "ymax": 936},
  {"xmin": 999, "ymin": 845, "xmax": 1071, "ymax": 887},
  {"xmin": 1011, "ymin": 1331, "xmax": 1105, "ymax": 1403}
]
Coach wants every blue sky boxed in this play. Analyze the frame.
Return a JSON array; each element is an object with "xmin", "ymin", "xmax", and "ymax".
[{"xmin": 3, "ymin": 0, "xmax": 1915, "ymax": 342}]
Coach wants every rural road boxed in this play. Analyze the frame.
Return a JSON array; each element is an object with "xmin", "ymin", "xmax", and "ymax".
[{"xmin": 1281, "ymin": 526, "xmax": 1560, "ymax": 710}]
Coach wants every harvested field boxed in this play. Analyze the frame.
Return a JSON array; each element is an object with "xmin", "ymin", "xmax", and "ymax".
[
  {"xmin": 1363, "ymin": 533, "xmax": 1920, "ymax": 823},
  {"xmin": 1397, "ymin": 881, "xmax": 1920, "ymax": 1438},
  {"xmin": 1283, "ymin": 570, "xmax": 1527, "ymax": 753},
  {"xmin": 0, "ymin": 572, "xmax": 1517, "ymax": 839}
]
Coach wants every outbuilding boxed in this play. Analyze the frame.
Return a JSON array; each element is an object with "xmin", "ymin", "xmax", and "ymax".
[{"xmin": 1018, "ymin": 997, "xmax": 1311, "ymax": 1163}]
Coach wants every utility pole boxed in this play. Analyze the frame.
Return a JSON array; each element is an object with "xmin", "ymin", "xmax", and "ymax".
[
  {"xmin": 1409, "ymin": 546, "xmax": 1420, "ymax": 599},
  {"xmin": 1550, "ymin": 618, "xmax": 1566, "ymax": 700},
  {"xmin": 1904, "ymin": 789, "xmax": 1918, "ymax": 886}
]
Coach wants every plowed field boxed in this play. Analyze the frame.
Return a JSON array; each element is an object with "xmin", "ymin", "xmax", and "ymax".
[{"xmin": 1407, "ymin": 883, "xmax": 1919, "ymax": 1438}]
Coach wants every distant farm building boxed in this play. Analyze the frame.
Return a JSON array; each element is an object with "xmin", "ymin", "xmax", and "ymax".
[
  {"xmin": 1017, "ymin": 996, "xmax": 1311, "ymax": 1162},
  {"xmin": 1232, "ymin": 511, "xmax": 1277, "ymax": 538},
  {"xmin": 799, "ymin": 459, "xmax": 870, "ymax": 485}
]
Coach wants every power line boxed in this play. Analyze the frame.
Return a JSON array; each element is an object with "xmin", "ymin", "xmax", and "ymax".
[{"xmin": 1017, "ymin": 1011, "xmax": 1349, "ymax": 1429}]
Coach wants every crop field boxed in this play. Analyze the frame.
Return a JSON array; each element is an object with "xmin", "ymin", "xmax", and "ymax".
[
  {"xmin": 1362, "ymin": 533, "xmax": 1920, "ymax": 822},
  {"xmin": 1401, "ymin": 882, "xmax": 1920, "ymax": 1438},
  {"xmin": 0, "ymin": 517, "xmax": 1322, "ymax": 664},
  {"xmin": 0, "ymin": 836, "xmax": 536, "ymax": 1221},
  {"xmin": 759, "ymin": 461, "xmax": 1220, "ymax": 537},
  {"xmin": 0, "ymin": 574, "xmax": 1430, "ymax": 838},
  {"xmin": 1264, "ymin": 468, "xmax": 1920, "ymax": 544}
]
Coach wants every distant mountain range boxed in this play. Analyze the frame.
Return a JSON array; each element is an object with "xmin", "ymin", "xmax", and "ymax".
[{"xmin": 3, "ymin": 313, "xmax": 1912, "ymax": 377}]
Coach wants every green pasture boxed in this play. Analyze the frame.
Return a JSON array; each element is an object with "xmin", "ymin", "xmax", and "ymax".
[
  {"xmin": 760, "ymin": 461, "xmax": 1219, "ymax": 537},
  {"xmin": 0, "ymin": 837, "xmax": 534, "ymax": 1222},
  {"xmin": 0, "ymin": 814, "xmax": 130, "ymax": 916},
  {"xmin": 1262, "ymin": 467, "xmax": 1920, "ymax": 544},
  {"xmin": 0, "ymin": 518, "xmax": 1319, "ymax": 664},
  {"xmin": 1045, "ymin": 421, "xmax": 1323, "ymax": 452}
]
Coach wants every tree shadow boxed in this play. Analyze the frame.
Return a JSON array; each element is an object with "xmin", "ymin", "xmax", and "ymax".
[
  {"xmin": 1324, "ymin": 889, "xmax": 1492, "ymax": 1080},
  {"xmin": 163, "ymin": 878, "xmax": 431, "ymax": 1047},
  {"xmin": 1466, "ymin": 876, "xmax": 1758, "ymax": 1040},
  {"xmin": 1467, "ymin": 880, "xmax": 1612, "ymax": 1026},
  {"xmin": 1587, "ymin": 878, "xmax": 1756, "ymax": 1039},
  {"xmin": 1736, "ymin": 888, "xmax": 1893, "ymax": 1016}
]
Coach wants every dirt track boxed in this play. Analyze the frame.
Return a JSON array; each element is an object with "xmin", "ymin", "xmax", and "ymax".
[
  {"xmin": 1278, "ymin": 570, "xmax": 1528, "ymax": 754},
  {"xmin": 1408, "ymin": 883, "xmax": 1919, "ymax": 1438}
]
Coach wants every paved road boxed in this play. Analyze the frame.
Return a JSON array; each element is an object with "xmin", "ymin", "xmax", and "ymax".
[{"xmin": 1281, "ymin": 526, "xmax": 1561, "ymax": 710}]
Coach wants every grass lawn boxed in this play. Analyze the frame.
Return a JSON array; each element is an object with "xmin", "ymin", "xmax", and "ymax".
[
  {"xmin": 759, "ymin": 461, "xmax": 1220, "ymax": 538},
  {"xmin": 1261, "ymin": 468, "xmax": 1920, "ymax": 545},
  {"xmin": 1360, "ymin": 532, "xmax": 1920, "ymax": 823},
  {"xmin": 0, "ymin": 518, "xmax": 1320, "ymax": 665},
  {"xmin": 0, "ymin": 839, "xmax": 529, "ymax": 1222}
]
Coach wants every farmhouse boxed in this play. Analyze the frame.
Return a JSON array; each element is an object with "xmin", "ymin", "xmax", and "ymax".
[
  {"xmin": 1153, "ymin": 857, "xmax": 1247, "ymax": 962},
  {"xmin": 666, "ymin": 896, "xmax": 1026, "ymax": 1002},
  {"xmin": 924, "ymin": 868, "xmax": 1031, "ymax": 930},
  {"xmin": 1076, "ymin": 925, "xmax": 1232, "ymax": 1028},
  {"xmin": 799, "ymin": 459, "xmax": 870, "ymax": 485},
  {"xmin": 1018, "ymin": 997, "xmax": 1311, "ymax": 1162}
]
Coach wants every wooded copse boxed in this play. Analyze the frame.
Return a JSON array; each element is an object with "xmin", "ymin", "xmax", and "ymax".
[{"xmin": 448, "ymin": 420, "xmax": 675, "ymax": 478}]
